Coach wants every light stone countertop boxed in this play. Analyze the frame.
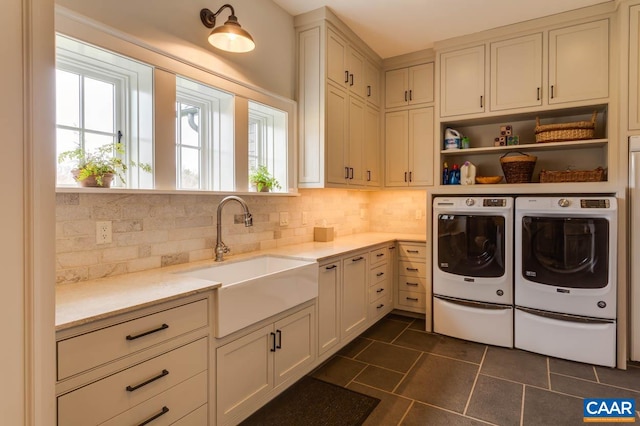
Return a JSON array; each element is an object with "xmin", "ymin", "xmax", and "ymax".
[{"xmin": 55, "ymin": 232, "xmax": 426, "ymax": 331}]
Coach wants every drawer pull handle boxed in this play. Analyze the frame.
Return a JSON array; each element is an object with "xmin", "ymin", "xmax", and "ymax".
[
  {"xmin": 126, "ymin": 324, "xmax": 169, "ymax": 341},
  {"xmin": 376, "ymin": 288, "xmax": 384, "ymax": 293},
  {"xmin": 407, "ymin": 250, "xmax": 419, "ymax": 253},
  {"xmin": 377, "ymin": 304, "xmax": 384, "ymax": 309},
  {"xmin": 137, "ymin": 406, "xmax": 169, "ymax": 426},
  {"xmin": 325, "ymin": 264, "xmax": 337, "ymax": 270},
  {"xmin": 406, "ymin": 282, "xmax": 419, "ymax": 286},
  {"xmin": 406, "ymin": 297, "xmax": 419, "ymax": 302},
  {"xmin": 406, "ymin": 267, "xmax": 419, "ymax": 272},
  {"xmin": 126, "ymin": 369, "xmax": 169, "ymax": 392},
  {"xmin": 389, "ymin": 246, "xmax": 396, "ymax": 250},
  {"xmin": 276, "ymin": 329, "xmax": 282, "ymax": 349},
  {"xmin": 352, "ymin": 256, "xmax": 364, "ymax": 262},
  {"xmin": 376, "ymin": 253, "xmax": 384, "ymax": 257},
  {"xmin": 376, "ymin": 272, "xmax": 384, "ymax": 277}
]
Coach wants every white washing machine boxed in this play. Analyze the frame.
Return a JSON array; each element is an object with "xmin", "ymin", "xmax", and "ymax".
[
  {"xmin": 515, "ymin": 196, "xmax": 617, "ymax": 367},
  {"xmin": 433, "ymin": 196, "xmax": 514, "ymax": 347}
]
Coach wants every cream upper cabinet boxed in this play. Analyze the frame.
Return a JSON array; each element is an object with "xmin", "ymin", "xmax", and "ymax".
[
  {"xmin": 490, "ymin": 33, "xmax": 543, "ymax": 111},
  {"xmin": 364, "ymin": 60, "xmax": 381, "ymax": 107},
  {"xmin": 364, "ymin": 105, "xmax": 381, "ymax": 187},
  {"xmin": 297, "ymin": 21, "xmax": 382, "ymax": 188},
  {"xmin": 548, "ymin": 19, "xmax": 609, "ymax": 105},
  {"xmin": 327, "ymin": 27, "xmax": 366, "ymax": 98},
  {"xmin": 440, "ymin": 45, "xmax": 486, "ymax": 117},
  {"xmin": 631, "ymin": 5, "xmax": 640, "ymax": 130},
  {"xmin": 385, "ymin": 63, "xmax": 434, "ymax": 109},
  {"xmin": 385, "ymin": 107, "xmax": 434, "ymax": 187}
]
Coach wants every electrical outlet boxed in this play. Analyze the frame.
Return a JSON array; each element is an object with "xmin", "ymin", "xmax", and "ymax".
[
  {"xmin": 279, "ymin": 212, "xmax": 289, "ymax": 226},
  {"xmin": 415, "ymin": 209, "xmax": 423, "ymax": 220},
  {"xmin": 302, "ymin": 211, "xmax": 309, "ymax": 225},
  {"xmin": 96, "ymin": 221, "xmax": 112, "ymax": 244}
]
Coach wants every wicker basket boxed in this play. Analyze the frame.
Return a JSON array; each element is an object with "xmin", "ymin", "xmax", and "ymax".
[
  {"xmin": 534, "ymin": 111, "xmax": 597, "ymax": 143},
  {"xmin": 539, "ymin": 167, "xmax": 606, "ymax": 183},
  {"xmin": 500, "ymin": 152, "xmax": 537, "ymax": 183}
]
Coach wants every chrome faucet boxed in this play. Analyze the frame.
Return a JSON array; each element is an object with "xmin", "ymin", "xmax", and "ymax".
[{"xmin": 215, "ymin": 196, "xmax": 253, "ymax": 262}]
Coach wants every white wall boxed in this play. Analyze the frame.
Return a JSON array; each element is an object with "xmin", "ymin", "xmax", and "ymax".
[
  {"xmin": 55, "ymin": 0, "xmax": 296, "ymax": 99},
  {"xmin": 1, "ymin": 0, "xmax": 56, "ymax": 424}
]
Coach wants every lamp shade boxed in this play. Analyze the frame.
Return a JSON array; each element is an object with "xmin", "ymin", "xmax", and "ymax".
[{"xmin": 208, "ymin": 16, "xmax": 255, "ymax": 53}]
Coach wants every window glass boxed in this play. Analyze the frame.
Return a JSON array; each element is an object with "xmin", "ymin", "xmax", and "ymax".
[
  {"xmin": 55, "ymin": 34, "xmax": 154, "ymax": 188},
  {"xmin": 176, "ymin": 76, "xmax": 234, "ymax": 191},
  {"xmin": 248, "ymin": 101, "xmax": 288, "ymax": 192}
]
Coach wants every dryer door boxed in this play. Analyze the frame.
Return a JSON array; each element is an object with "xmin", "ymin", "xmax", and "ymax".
[
  {"xmin": 521, "ymin": 216, "xmax": 609, "ymax": 288},
  {"xmin": 437, "ymin": 214, "xmax": 506, "ymax": 278}
]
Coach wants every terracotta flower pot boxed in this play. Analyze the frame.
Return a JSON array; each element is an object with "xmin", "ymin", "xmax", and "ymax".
[{"xmin": 72, "ymin": 169, "xmax": 115, "ymax": 188}]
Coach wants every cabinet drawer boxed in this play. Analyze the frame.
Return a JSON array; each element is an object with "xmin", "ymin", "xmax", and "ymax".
[
  {"xmin": 370, "ymin": 264, "xmax": 388, "ymax": 286},
  {"xmin": 369, "ymin": 247, "xmax": 388, "ymax": 266},
  {"xmin": 57, "ymin": 299, "xmax": 208, "ymax": 380},
  {"xmin": 368, "ymin": 280, "xmax": 391, "ymax": 303},
  {"xmin": 398, "ymin": 243, "xmax": 426, "ymax": 260},
  {"xmin": 100, "ymin": 372, "xmax": 207, "ymax": 426},
  {"xmin": 57, "ymin": 338, "xmax": 208, "ymax": 426},
  {"xmin": 398, "ymin": 275, "xmax": 427, "ymax": 294},
  {"xmin": 368, "ymin": 297, "xmax": 392, "ymax": 319},
  {"xmin": 398, "ymin": 260, "xmax": 427, "ymax": 278},
  {"xmin": 173, "ymin": 404, "xmax": 208, "ymax": 426},
  {"xmin": 397, "ymin": 291, "xmax": 426, "ymax": 310}
]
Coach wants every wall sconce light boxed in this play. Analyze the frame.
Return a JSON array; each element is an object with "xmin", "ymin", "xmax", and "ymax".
[{"xmin": 200, "ymin": 4, "xmax": 255, "ymax": 53}]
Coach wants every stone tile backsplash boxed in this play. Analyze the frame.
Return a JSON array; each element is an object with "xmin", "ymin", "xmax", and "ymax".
[{"xmin": 55, "ymin": 189, "xmax": 426, "ymax": 284}]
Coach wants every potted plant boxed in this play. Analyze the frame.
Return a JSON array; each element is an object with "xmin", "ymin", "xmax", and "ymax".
[
  {"xmin": 58, "ymin": 142, "xmax": 151, "ymax": 188},
  {"xmin": 249, "ymin": 165, "xmax": 281, "ymax": 192}
]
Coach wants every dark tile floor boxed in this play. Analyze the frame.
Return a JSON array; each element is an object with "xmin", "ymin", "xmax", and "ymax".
[{"xmin": 310, "ymin": 314, "xmax": 640, "ymax": 425}]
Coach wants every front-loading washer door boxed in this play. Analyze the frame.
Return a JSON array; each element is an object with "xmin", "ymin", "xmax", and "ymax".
[{"xmin": 437, "ymin": 214, "xmax": 505, "ymax": 277}]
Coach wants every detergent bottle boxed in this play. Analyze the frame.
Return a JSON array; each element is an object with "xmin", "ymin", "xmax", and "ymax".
[
  {"xmin": 442, "ymin": 162, "xmax": 449, "ymax": 185},
  {"xmin": 460, "ymin": 161, "xmax": 476, "ymax": 185},
  {"xmin": 444, "ymin": 128, "xmax": 461, "ymax": 150},
  {"xmin": 448, "ymin": 163, "xmax": 461, "ymax": 184}
]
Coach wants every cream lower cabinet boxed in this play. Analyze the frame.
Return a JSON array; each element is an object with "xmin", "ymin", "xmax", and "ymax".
[
  {"xmin": 55, "ymin": 296, "xmax": 210, "ymax": 426},
  {"xmin": 318, "ymin": 258, "xmax": 341, "ymax": 356},
  {"xmin": 385, "ymin": 107, "xmax": 434, "ymax": 187},
  {"xmin": 341, "ymin": 250, "xmax": 369, "ymax": 340},
  {"xmin": 368, "ymin": 245, "xmax": 393, "ymax": 322},
  {"xmin": 395, "ymin": 242, "xmax": 428, "ymax": 314},
  {"xmin": 216, "ymin": 305, "xmax": 315, "ymax": 426}
]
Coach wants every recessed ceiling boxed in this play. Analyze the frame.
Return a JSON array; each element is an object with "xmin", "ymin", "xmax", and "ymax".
[{"xmin": 272, "ymin": 0, "xmax": 613, "ymax": 58}]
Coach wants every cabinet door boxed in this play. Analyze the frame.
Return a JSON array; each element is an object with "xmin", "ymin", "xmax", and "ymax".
[
  {"xmin": 318, "ymin": 261, "xmax": 341, "ymax": 356},
  {"xmin": 216, "ymin": 325, "xmax": 273, "ymax": 425},
  {"xmin": 326, "ymin": 84, "xmax": 348, "ymax": 185},
  {"xmin": 631, "ymin": 5, "xmax": 640, "ymax": 130},
  {"xmin": 549, "ymin": 19, "xmax": 608, "ymax": 104},
  {"xmin": 440, "ymin": 45, "xmax": 485, "ymax": 117},
  {"xmin": 364, "ymin": 105, "xmax": 381, "ymax": 187},
  {"xmin": 408, "ymin": 63, "xmax": 434, "ymax": 105},
  {"xmin": 384, "ymin": 110, "xmax": 409, "ymax": 187},
  {"xmin": 408, "ymin": 107, "xmax": 434, "ymax": 186},
  {"xmin": 348, "ymin": 96, "xmax": 366, "ymax": 186},
  {"xmin": 274, "ymin": 306, "xmax": 315, "ymax": 387},
  {"xmin": 491, "ymin": 33, "xmax": 543, "ymax": 111},
  {"xmin": 364, "ymin": 60, "xmax": 381, "ymax": 107},
  {"xmin": 385, "ymin": 68, "xmax": 409, "ymax": 108},
  {"xmin": 327, "ymin": 28, "xmax": 348, "ymax": 88},
  {"xmin": 347, "ymin": 47, "xmax": 366, "ymax": 98},
  {"xmin": 341, "ymin": 253, "xmax": 368, "ymax": 340}
]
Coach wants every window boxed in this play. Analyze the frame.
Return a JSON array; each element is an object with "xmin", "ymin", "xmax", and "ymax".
[
  {"xmin": 55, "ymin": 35, "xmax": 153, "ymax": 188},
  {"xmin": 248, "ymin": 101, "xmax": 288, "ymax": 192},
  {"xmin": 176, "ymin": 77, "xmax": 234, "ymax": 191}
]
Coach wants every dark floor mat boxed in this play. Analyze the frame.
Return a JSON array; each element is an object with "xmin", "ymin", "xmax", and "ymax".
[{"xmin": 240, "ymin": 375, "xmax": 380, "ymax": 426}]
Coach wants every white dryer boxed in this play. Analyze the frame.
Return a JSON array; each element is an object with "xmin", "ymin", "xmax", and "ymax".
[{"xmin": 433, "ymin": 197, "xmax": 514, "ymax": 347}]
